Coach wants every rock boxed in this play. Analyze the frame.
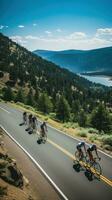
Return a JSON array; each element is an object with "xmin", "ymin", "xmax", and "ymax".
[
  {"xmin": 0, "ymin": 160, "xmax": 8, "ymax": 169},
  {"xmin": 11, "ymin": 159, "xmax": 16, "ymax": 164},
  {"xmin": 0, "ymin": 162, "xmax": 24, "ymax": 188}
]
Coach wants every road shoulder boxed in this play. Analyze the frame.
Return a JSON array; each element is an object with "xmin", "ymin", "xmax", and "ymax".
[{"xmin": 1, "ymin": 128, "xmax": 60, "ymax": 200}]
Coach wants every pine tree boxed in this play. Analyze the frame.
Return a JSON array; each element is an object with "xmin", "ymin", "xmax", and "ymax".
[
  {"xmin": 27, "ymin": 88, "xmax": 34, "ymax": 106},
  {"xmin": 15, "ymin": 88, "xmax": 25, "ymax": 103},
  {"xmin": 56, "ymin": 95, "xmax": 70, "ymax": 122},
  {"xmin": 3, "ymin": 86, "xmax": 14, "ymax": 101},
  {"xmin": 78, "ymin": 109, "xmax": 87, "ymax": 127},
  {"xmin": 38, "ymin": 92, "xmax": 53, "ymax": 113},
  {"xmin": 91, "ymin": 103, "xmax": 112, "ymax": 133},
  {"xmin": 72, "ymin": 100, "xmax": 81, "ymax": 114}
]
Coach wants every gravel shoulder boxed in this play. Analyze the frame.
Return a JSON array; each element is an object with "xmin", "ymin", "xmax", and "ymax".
[{"xmin": 0, "ymin": 128, "xmax": 60, "ymax": 200}]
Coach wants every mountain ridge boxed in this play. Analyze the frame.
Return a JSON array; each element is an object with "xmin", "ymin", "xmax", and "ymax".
[{"xmin": 33, "ymin": 47, "xmax": 112, "ymax": 73}]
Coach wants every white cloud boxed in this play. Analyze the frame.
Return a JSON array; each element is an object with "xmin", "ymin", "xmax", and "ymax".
[
  {"xmin": 66, "ymin": 32, "xmax": 87, "ymax": 40},
  {"xmin": 18, "ymin": 25, "xmax": 25, "ymax": 28},
  {"xmin": 10, "ymin": 35, "xmax": 27, "ymax": 46},
  {"xmin": 96, "ymin": 28, "xmax": 112, "ymax": 37},
  {"xmin": 33, "ymin": 23, "xmax": 37, "ymax": 26},
  {"xmin": 9, "ymin": 28, "xmax": 112, "ymax": 51},
  {"xmin": 0, "ymin": 25, "xmax": 4, "ymax": 29},
  {"xmin": 45, "ymin": 30, "xmax": 52, "ymax": 37},
  {"xmin": 0, "ymin": 25, "xmax": 9, "ymax": 29},
  {"xmin": 25, "ymin": 35, "xmax": 40, "ymax": 40},
  {"xmin": 56, "ymin": 28, "xmax": 62, "ymax": 32}
]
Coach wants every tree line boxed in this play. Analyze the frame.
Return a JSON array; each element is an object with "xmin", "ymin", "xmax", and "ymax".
[{"xmin": 1, "ymin": 86, "xmax": 112, "ymax": 134}]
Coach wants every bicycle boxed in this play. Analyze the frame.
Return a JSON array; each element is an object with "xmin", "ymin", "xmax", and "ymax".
[
  {"xmin": 86, "ymin": 157, "xmax": 102, "ymax": 178},
  {"xmin": 74, "ymin": 150, "xmax": 102, "ymax": 178},
  {"xmin": 75, "ymin": 150, "xmax": 87, "ymax": 163},
  {"xmin": 37, "ymin": 129, "xmax": 47, "ymax": 144}
]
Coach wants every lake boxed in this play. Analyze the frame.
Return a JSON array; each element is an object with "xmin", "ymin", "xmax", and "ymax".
[{"xmin": 80, "ymin": 74, "xmax": 112, "ymax": 87}]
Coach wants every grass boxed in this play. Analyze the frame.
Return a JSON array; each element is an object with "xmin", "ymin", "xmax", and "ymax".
[{"xmin": 4, "ymin": 101, "xmax": 112, "ymax": 155}]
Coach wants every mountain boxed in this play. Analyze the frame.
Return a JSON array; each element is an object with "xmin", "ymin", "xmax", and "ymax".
[
  {"xmin": 0, "ymin": 33, "xmax": 112, "ymax": 119},
  {"xmin": 0, "ymin": 33, "xmax": 93, "ymax": 91},
  {"xmin": 33, "ymin": 47, "xmax": 112, "ymax": 73}
]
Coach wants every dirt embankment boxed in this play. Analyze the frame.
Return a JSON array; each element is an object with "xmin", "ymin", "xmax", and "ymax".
[{"xmin": 0, "ymin": 128, "xmax": 60, "ymax": 200}]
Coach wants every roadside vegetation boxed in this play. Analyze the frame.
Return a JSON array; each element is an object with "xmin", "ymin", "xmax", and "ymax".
[
  {"xmin": 1, "ymin": 99, "xmax": 111, "ymax": 155},
  {"xmin": 0, "ymin": 33, "xmax": 112, "ymax": 154}
]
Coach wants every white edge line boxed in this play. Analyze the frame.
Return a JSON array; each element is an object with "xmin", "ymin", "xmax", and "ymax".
[
  {"xmin": 2, "ymin": 103, "xmax": 112, "ymax": 159},
  {"xmin": 47, "ymin": 125, "xmax": 112, "ymax": 159},
  {"xmin": 0, "ymin": 125, "xmax": 68, "ymax": 200},
  {"xmin": 0, "ymin": 106, "xmax": 10, "ymax": 114}
]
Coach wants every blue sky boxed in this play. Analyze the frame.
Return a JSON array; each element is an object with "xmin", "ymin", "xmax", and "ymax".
[{"xmin": 0, "ymin": 0, "xmax": 112, "ymax": 50}]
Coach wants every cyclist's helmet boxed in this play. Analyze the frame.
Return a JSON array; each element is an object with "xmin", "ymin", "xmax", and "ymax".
[
  {"xmin": 92, "ymin": 144, "xmax": 97, "ymax": 150},
  {"xmin": 78, "ymin": 141, "xmax": 85, "ymax": 147}
]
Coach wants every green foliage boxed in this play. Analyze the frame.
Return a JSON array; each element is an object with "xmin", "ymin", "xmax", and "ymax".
[
  {"xmin": 49, "ymin": 112, "xmax": 56, "ymax": 120},
  {"xmin": 77, "ymin": 109, "xmax": 87, "ymax": 127},
  {"xmin": 91, "ymin": 103, "xmax": 112, "ymax": 133},
  {"xmin": 38, "ymin": 92, "xmax": 53, "ymax": 114},
  {"xmin": 15, "ymin": 88, "xmax": 25, "ymax": 103},
  {"xmin": 89, "ymin": 135, "xmax": 98, "ymax": 143},
  {"xmin": 26, "ymin": 88, "xmax": 35, "ymax": 106},
  {"xmin": 88, "ymin": 128, "xmax": 99, "ymax": 134},
  {"xmin": 56, "ymin": 95, "xmax": 70, "ymax": 122},
  {"xmin": 101, "ymin": 135, "xmax": 112, "ymax": 146},
  {"xmin": 3, "ymin": 86, "xmax": 14, "ymax": 101},
  {"xmin": 0, "ymin": 33, "xmax": 112, "ymax": 128},
  {"xmin": 77, "ymin": 131, "xmax": 87, "ymax": 137}
]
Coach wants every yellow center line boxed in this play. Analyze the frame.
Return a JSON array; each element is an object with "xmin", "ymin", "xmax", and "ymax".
[{"xmin": 47, "ymin": 139, "xmax": 112, "ymax": 187}]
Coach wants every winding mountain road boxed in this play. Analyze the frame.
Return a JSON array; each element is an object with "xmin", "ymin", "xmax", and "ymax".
[{"xmin": 0, "ymin": 102, "xmax": 112, "ymax": 200}]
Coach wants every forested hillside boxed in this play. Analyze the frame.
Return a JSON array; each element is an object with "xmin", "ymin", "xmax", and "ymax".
[
  {"xmin": 34, "ymin": 47, "xmax": 112, "ymax": 73},
  {"xmin": 0, "ymin": 33, "xmax": 112, "ymax": 133}
]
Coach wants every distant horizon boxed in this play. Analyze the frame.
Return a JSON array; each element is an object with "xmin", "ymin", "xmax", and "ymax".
[
  {"xmin": 33, "ymin": 45, "xmax": 112, "ymax": 52},
  {"xmin": 0, "ymin": 0, "xmax": 112, "ymax": 50}
]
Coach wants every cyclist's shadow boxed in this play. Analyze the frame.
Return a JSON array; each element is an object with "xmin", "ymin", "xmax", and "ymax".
[
  {"xmin": 73, "ymin": 162, "xmax": 100, "ymax": 182},
  {"xmin": 73, "ymin": 161, "xmax": 85, "ymax": 173},
  {"xmin": 84, "ymin": 169, "xmax": 94, "ymax": 181}
]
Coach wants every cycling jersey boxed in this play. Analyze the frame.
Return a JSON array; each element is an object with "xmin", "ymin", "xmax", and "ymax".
[{"xmin": 87, "ymin": 144, "xmax": 96, "ymax": 152}]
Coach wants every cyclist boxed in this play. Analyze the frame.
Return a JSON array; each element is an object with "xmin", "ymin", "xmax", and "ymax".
[
  {"xmin": 23, "ymin": 112, "xmax": 27, "ymax": 125},
  {"xmin": 31, "ymin": 116, "xmax": 38, "ymax": 133},
  {"xmin": 76, "ymin": 141, "xmax": 86, "ymax": 160},
  {"xmin": 40, "ymin": 121, "xmax": 47, "ymax": 138},
  {"xmin": 28, "ymin": 114, "xmax": 33, "ymax": 130},
  {"xmin": 87, "ymin": 144, "xmax": 100, "ymax": 162}
]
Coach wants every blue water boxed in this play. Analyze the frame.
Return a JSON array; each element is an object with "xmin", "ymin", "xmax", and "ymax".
[{"xmin": 80, "ymin": 75, "xmax": 112, "ymax": 87}]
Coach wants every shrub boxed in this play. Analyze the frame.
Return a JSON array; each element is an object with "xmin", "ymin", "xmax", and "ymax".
[
  {"xmin": 103, "ymin": 145, "xmax": 112, "ymax": 151},
  {"xmin": 101, "ymin": 135, "xmax": 112, "ymax": 146},
  {"xmin": 88, "ymin": 128, "xmax": 99, "ymax": 134},
  {"xmin": 78, "ymin": 131, "xmax": 87, "ymax": 137},
  {"xmin": 0, "ymin": 186, "xmax": 7, "ymax": 196},
  {"xmin": 89, "ymin": 135, "xmax": 98, "ymax": 143},
  {"xmin": 49, "ymin": 113, "xmax": 56, "ymax": 120}
]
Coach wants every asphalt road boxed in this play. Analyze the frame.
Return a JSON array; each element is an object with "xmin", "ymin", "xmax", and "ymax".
[{"xmin": 0, "ymin": 102, "xmax": 112, "ymax": 200}]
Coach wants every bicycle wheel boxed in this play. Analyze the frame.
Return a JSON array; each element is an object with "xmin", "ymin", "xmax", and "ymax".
[
  {"xmin": 93, "ymin": 162, "xmax": 102, "ymax": 177},
  {"xmin": 42, "ymin": 133, "xmax": 47, "ymax": 143}
]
